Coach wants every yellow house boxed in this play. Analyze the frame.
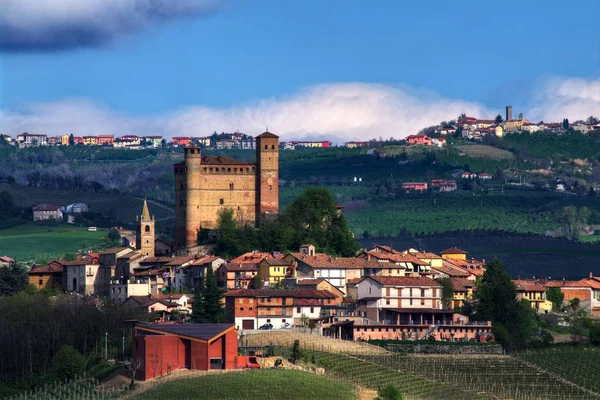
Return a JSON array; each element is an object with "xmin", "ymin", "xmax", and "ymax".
[
  {"xmin": 258, "ymin": 258, "xmax": 295, "ymax": 285},
  {"xmin": 450, "ymin": 278, "xmax": 475, "ymax": 309},
  {"xmin": 61, "ymin": 134, "xmax": 71, "ymax": 146},
  {"xmin": 28, "ymin": 261, "xmax": 63, "ymax": 291},
  {"xmin": 83, "ymin": 136, "xmax": 98, "ymax": 146},
  {"xmin": 495, "ymin": 125, "xmax": 504, "ymax": 137},
  {"xmin": 514, "ymin": 280, "xmax": 553, "ymax": 314},
  {"xmin": 440, "ymin": 248, "xmax": 467, "ymax": 261},
  {"xmin": 405, "ymin": 249, "xmax": 443, "ymax": 269}
]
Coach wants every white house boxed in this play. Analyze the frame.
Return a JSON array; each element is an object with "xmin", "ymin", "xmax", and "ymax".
[{"xmin": 356, "ymin": 276, "xmax": 442, "ymax": 309}]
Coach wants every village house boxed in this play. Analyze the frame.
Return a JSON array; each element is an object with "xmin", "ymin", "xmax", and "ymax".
[
  {"xmin": 441, "ymin": 248, "xmax": 468, "ymax": 260},
  {"xmin": 122, "ymin": 295, "xmax": 179, "ymax": 315},
  {"xmin": 430, "ymin": 264, "xmax": 473, "ymax": 281},
  {"xmin": 402, "ymin": 182, "xmax": 428, "ymax": 192},
  {"xmin": 345, "ymin": 141, "xmax": 369, "ymax": 148},
  {"xmin": 17, "ymin": 132, "xmax": 48, "ymax": 147},
  {"xmin": 155, "ymin": 239, "xmax": 174, "ymax": 256},
  {"xmin": 403, "ymin": 249, "xmax": 443, "ymax": 269},
  {"xmin": 513, "ymin": 280, "xmax": 553, "ymax": 314},
  {"xmin": 443, "ymin": 257, "xmax": 486, "ymax": 278},
  {"xmin": 132, "ymin": 323, "xmax": 237, "ymax": 380},
  {"xmin": 32, "ymin": 204, "xmax": 63, "ymax": 221},
  {"xmin": 405, "ymin": 134, "xmax": 432, "ymax": 145},
  {"xmin": 258, "ymin": 257, "xmax": 296, "ymax": 285},
  {"xmin": 355, "ymin": 276, "xmax": 442, "ymax": 321},
  {"xmin": 65, "ymin": 203, "xmax": 89, "ymax": 214},
  {"xmin": 97, "ymin": 135, "xmax": 114, "ymax": 146},
  {"xmin": 545, "ymin": 274, "xmax": 600, "ymax": 317},
  {"xmin": 363, "ymin": 246, "xmax": 432, "ymax": 275},
  {"xmin": 224, "ymin": 289, "xmax": 337, "ymax": 330},
  {"xmin": 216, "ymin": 262, "xmax": 258, "ymax": 290},
  {"xmin": 231, "ymin": 251, "xmax": 284, "ymax": 264},
  {"xmin": 293, "ymin": 278, "xmax": 345, "ymax": 304},
  {"xmin": 61, "ymin": 257, "xmax": 102, "ymax": 295},
  {"xmin": 478, "ymin": 172, "xmax": 492, "ymax": 180},
  {"xmin": 99, "ymin": 247, "xmax": 138, "ymax": 294},
  {"xmin": 82, "ymin": 136, "xmax": 98, "ymax": 146},
  {"xmin": 144, "ymin": 136, "xmax": 163, "ymax": 147},
  {"xmin": 0, "ymin": 256, "xmax": 15, "ymax": 267},
  {"xmin": 183, "ymin": 255, "xmax": 226, "ymax": 292},
  {"xmin": 172, "ymin": 137, "xmax": 192, "ymax": 147},
  {"xmin": 28, "ymin": 261, "xmax": 64, "ymax": 291},
  {"xmin": 450, "ymin": 278, "xmax": 475, "ymax": 309}
]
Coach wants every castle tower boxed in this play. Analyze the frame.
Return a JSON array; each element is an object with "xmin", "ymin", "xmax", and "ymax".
[
  {"xmin": 179, "ymin": 144, "xmax": 202, "ymax": 249},
  {"xmin": 256, "ymin": 131, "xmax": 279, "ymax": 223},
  {"xmin": 136, "ymin": 200, "xmax": 155, "ymax": 257}
]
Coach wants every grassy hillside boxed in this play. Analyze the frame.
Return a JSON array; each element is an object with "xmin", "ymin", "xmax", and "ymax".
[
  {"xmin": 130, "ymin": 370, "xmax": 356, "ymax": 400},
  {"xmin": 0, "ymin": 223, "xmax": 106, "ymax": 262}
]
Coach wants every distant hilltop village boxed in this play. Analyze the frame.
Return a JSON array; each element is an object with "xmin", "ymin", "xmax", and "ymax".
[
  {"xmin": 174, "ymin": 131, "xmax": 279, "ymax": 250},
  {"xmin": 1, "ymin": 106, "xmax": 598, "ymax": 149}
]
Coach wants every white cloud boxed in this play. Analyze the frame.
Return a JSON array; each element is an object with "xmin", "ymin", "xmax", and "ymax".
[
  {"xmin": 0, "ymin": 83, "xmax": 492, "ymax": 143},
  {"xmin": 527, "ymin": 77, "xmax": 600, "ymax": 122},
  {"xmin": 0, "ymin": 0, "xmax": 222, "ymax": 51}
]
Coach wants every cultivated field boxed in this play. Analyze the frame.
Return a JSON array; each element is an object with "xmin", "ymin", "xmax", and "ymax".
[
  {"xmin": 0, "ymin": 223, "xmax": 106, "ymax": 261},
  {"xmin": 455, "ymin": 144, "xmax": 515, "ymax": 160},
  {"xmin": 129, "ymin": 369, "xmax": 356, "ymax": 400}
]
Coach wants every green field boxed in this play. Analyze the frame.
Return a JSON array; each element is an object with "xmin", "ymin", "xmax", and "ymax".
[
  {"xmin": 130, "ymin": 369, "xmax": 356, "ymax": 400},
  {"xmin": 0, "ymin": 223, "xmax": 106, "ymax": 262}
]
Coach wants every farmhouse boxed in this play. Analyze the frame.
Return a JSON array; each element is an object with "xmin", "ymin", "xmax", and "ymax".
[
  {"xmin": 405, "ymin": 134, "xmax": 432, "ymax": 145},
  {"xmin": 224, "ymin": 289, "xmax": 337, "ymax": 330},
  {"xmin": 513, "ymin": 280, "xmax": 553, "ymax": 314},
  {"xmin": 132, "ymin": 323, "xmax": 237, "ymax": 380},
  {"xmin": 32, "ymin": 204, "xmax": 63, "ymax": 221},
  {"xmin": 28, "ymin": 261, "xmax": 64, "ymax": 291},
  {"xmin": 545, "ymin": 274, "xmax": 600, "ymax": 317}
]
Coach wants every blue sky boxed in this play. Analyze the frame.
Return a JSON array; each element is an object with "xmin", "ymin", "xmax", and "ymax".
[{"xmin": 0, "ymin": 0, "xmax": 599, "ymax": 140}]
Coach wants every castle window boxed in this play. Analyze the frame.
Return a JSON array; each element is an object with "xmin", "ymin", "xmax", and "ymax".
[
  {"xmin": 220, "ymin": 199, "xmax": 224, "ymax": 205},
  {"xmin": 264, "ymin": 145, "xmax": 268, "ymax": 150},
  {"xmin": 210, "ymin": 168, "xmax": 213, "ymax": 172},
  {"xmin": 246, "ymin": 168, "xmax": 249, "ymax": 173},
  {"xmin": 145, "ymin": 226, "xmax": 150, "ymax": 232},
  {"xmin": 216, "ymin": 168, "xmax": 219, "ymax": 172},
  {"xmin": 269, "ymin": 185, "xmax": 273, "ymax": 190},
  {"xmin": 228, "ymin": 168, "xmax": 231, "ymax": 172},
  {"xmin": 234, "ymin": 168, "xmax": 237, "ymax": 173},
  {"xmin": 271, "ymin": 145, "xmax": 275, "ymax": 150},
  {"xmin": 203, "ymin": 167, "xmax": 207, "ymax": 172},
  {"xmin": 229, "ymin": 183, "xmax": 234, "ymax": 190}
]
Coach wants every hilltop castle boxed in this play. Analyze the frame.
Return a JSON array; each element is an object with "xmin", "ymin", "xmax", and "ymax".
[{"xmin": 174, "ymin": 131, "xmax": 279, "ymax": 249}]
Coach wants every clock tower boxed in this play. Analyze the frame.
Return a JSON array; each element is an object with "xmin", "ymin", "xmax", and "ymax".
[{"xmin": 256, "ymin": 131, "xmax": 279, "ymax": 223}]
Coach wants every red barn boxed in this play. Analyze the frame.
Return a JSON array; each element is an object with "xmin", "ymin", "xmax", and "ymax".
[{"xmin": 132, "ymin": 323, "xmax": 237, "ymax": 380}]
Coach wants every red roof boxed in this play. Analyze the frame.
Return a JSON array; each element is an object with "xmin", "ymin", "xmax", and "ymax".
[
  {"xmin": 513, "ymin": 280, "xmax": 546, "ymax": 292},
  {"xmin": 231, "ymin": 252, "xmax": 283, "ymax": 264},
  {"xmin": 365, "ymin": 276, "xmax": 441, "ymax": 287},
  {"xmin": 440, "ymin": 248, "xmax": 468, "ymax": 255},
  {"xmin": 32, "ymin": 204, "xmax": 60, "ymax": 212},
  {"xmin": 224, "ymin": 289, "xmax": 336, "ymax": 299},
  {"xmin": 220, "ymin": 263, "xmax": 258, "ymax": 272},
  {"xmin": 288, "ymin": 253, "xmax": 385, "ymax": 269},
  {"xmin": 293, "ymin": 298, "xmax": 322, "ymax": 306},
  {"xmin": 29, "ymin": 261, "xmax": 63, "ymax": 274},
  {"xmin": 450, "ymin": 278, "xmax": 475, "ymax": 292},
  {"xmin": 296, "ymin": 278, "xmax": 327, "ymax": 286}
]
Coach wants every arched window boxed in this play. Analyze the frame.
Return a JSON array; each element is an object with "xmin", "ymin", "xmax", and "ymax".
[
  {"xmin": 229, "ymin": 183, "xmax": 234, "ymax": 190},
  {"xmin": 271, "ymin": 145, "xmax": 275, "ymax": 150},
  {"xmin": 145, "ymin": 225, "xmax": 150, "ymax": 232},
  {"xmin": 180, "ymin": 183, "xmax": 184, "ymax": 190},
  {"xmin": 264, "ymin": 145, "xmax": 268, "ymax": 149}
]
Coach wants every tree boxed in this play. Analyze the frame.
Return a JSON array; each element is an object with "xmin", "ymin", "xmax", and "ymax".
[
  {"xmin": 192, "ymin": 267, "xmax": 226, "ymax": 323},
  {"xmin": 68, "ymin": 133, "xmax": 75, "ymax": 146},
  {"xmin": 0, "ymin": 263, "xmax": 28, "ymax": 296},
  {"xmin": 586, "ymin": 116, "xmax": 599, "ymax": 125},
  {"xmin": 128, "ymin": 357, "xmax": 144, "ymax": 387},
  {"xmin": 252, "ymin": 273, "xmax": 263, "ymax": 289},
  {"xmin": 378, "ymin": 385, "xmax": 402, "ymax": 400},
  {"xmin": 562, "ymin": 118, "xmax": 570, "ymax": 129},
  {"xmin": 474, "ymin": 259, "xmax": 536, "ymax": 350},
  {"xmin": 546, "ymin": 287, "xmax": 564, "ymax": 309},
  {"xmin": 437, "ymin": 278, "xmax": 453, "ymax": 310},
  {"xmin": 161, "ymin": 139, "xmax": 166, "ymax": 148},
  {"xmin": 290, "ymin": 339, "xmax": 301, "ymax": 364},
  {"xmin": 495, "ymin": 114, "xmax": 503, "ymax": 125},
  {"xmin": 590, "ymin": 323, "xmax": 600, "ymax": 345},
  {"xmin": 49, "ymin": 345, "xmax": 86, "ymax": 380}
]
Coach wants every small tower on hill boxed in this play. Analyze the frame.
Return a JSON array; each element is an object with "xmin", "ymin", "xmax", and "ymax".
[{"xmin": 136, "ymin": 200, "xmax": 155, "ymax": 257}]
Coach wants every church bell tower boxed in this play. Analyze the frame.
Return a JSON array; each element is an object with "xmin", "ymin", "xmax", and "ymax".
[{"xmin": 136, "ymin": 200, "xmax": 155, "ymax": 257}]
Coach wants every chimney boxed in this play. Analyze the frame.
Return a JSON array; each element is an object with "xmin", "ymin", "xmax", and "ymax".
[
  {"xmin": 590, "ymin": 272, "xmax": 593, "ymax": 279},
  {"xmin": 367, "ymin": 254, "xmax": 371, "ymax": 261}
]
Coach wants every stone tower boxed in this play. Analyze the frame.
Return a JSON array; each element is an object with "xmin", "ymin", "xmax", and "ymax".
[
  {"xmin": 136, "ymin": 200, "xmax": 155, "ymax": 257},
  {"xmin": 256, "ymin": 131, "xmax": 279, "ymax": 220}
]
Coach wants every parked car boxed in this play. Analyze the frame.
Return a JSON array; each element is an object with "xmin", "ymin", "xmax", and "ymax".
[
  {"xmin": 282, "ymin": 322, "xmax": 293, "ymax": 329},
  {"xmin": 258, "ymin": 323, "xmax": 273, "ymax": 330}
]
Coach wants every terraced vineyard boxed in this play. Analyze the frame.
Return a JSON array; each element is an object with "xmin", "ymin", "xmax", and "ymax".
[
  {"xmin": 356, "ymin": 353, "xmax": 600, "ymax": 400},
  {"xmin": 518, "ymin": 347, "xmax": 600, "ymax": 395}
]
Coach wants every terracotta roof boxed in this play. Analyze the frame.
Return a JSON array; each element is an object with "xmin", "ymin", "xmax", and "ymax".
[
  {"xmin": 224, "ymin": 289, "xmax": 336, "ymax": 299},
  {"xmin": 288, "ymin": 253, "xmax": 385, "ymax": 269},
  {"xmin": 450, "ymin": 278, "xmax": 475, "ymax": 292},
  {"xmin": 411, "ymin": 251, "xmax": 441, "ymax": 260},
  {"xmin": 293, "ymin": 298, "xmax": 321, "ymax": 306},
  {"xmin": 132, "ymin": 268, "xmax": 161, "ymax": 276},
  {"xmin": 165, "ymin": 256, "xmax": 196, "ymax": 266},
  {"xmin": 127, "ymin": 296, "xmax": 177, "ymax": 308},
  {"xmin": 365, "ymin": 276, "xmax": 441, "ymax": 287},
  {"xmin": 296, "ymin": 278, "xmax": 327, "ymax": 286},
  {"xmin": 546, "ymin": 278, "xmax": 600, "ymax": 289},
  {"xmin": 366, "ymin": 252, "xmax": 429, "ymax": 266},
  {"xmin": 32, "ymin": 203, "xmax": 60, "ymax": 212},
  {"xmin": 100, "ymin": 247, "xmax": 128, "ymax": 255},
  {"xmin": 57, "ymin": 259, "xmax": 87, "ymax": 266},
  {"xmin": 0, "ymin": 256, "xmax": 15, "ymax": 263},
  {"xmin": 262, "ymin": 258, "xmax": 293, "ymax": 266},
  {"xmin": 231, "ymin": 252, "xmax": 282, "ymax": 264},
  {"xmin": 440, "ymin": 248, "xmax": 468, "ymax": 255},
  {"xmin": 513, "ymin": 280, "xmax": 546, "ymax": 292},
  {"xmin": 431, "ymin": 266, "xmax": 471, "ymax": 278},
  {"xmin": 139, "ymin": 257, "xmax": 173, "ymax": 264},
  {"xmin": 154, "ymin": 293, "xmax": 188, "ymax": 300},
  {"xmin": 370, "ymin": 245, "xmax": 402, "ymax": 255},
  {"xmin": 346, "ymin": 278, "xmax": 363, "ymax": 285},
  {"xmin": 221, "ymin": 263, "xmax": 258, "ymax": 272},
  {"xmin": 256, "ymin": 131, "xmax": 279, "ymax": 139},
  {"xmin": 29, "ymin": 261, "xmax": 63, "ymax": 274}
]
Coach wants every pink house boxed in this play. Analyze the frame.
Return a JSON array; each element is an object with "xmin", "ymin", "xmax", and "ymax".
[
  {"xmin": 406, "ymin": 134, "xmax": 432, "ymax": 145},
  {"xmin": 402, "ymin": 182, "xmax": 428, "ymax": 192}
]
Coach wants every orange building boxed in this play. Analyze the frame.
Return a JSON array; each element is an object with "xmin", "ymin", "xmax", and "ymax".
[
  {"xmin": 28, "ymin": 261, "xmax": 63, "ymax": 290},
  {"xmin": 174, "ymin": 132, "xmax": 279, "ymax": 249}
]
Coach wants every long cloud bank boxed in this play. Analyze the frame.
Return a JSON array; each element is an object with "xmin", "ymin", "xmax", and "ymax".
[
  {"xmin": 0, "ymin": 0, "xmax": 222, "ymax": 51},
  {"xmin": 1, "ymin": 78, "xmax": 599, "ymax": 143},
  {"xmin": 0, "ymin": 83, "xmax": 490, "ymax": 143}
]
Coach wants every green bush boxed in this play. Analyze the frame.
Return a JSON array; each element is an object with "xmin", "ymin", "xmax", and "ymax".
[
  {"xmin": 49, "ymin": 345, "xmax": 86, "ymax": 380},
  {"xmin": 378, "ymin": 385, "xmax": 402, "ymax": 400}
]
